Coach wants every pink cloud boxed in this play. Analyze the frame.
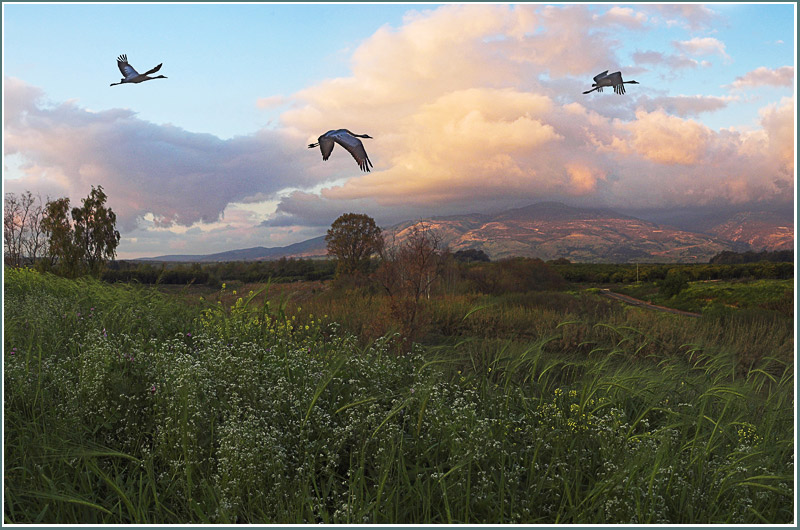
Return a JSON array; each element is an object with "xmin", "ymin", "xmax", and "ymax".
[
  {"xmin": 632, "ymin": 50, "xmax": 702, "ymax": 71},
  {"xmin": 673, "ymin": 37, "xmax": 730, "ymax": 60},
  {"xmin": 3, "ymin": 77, "xmax": 313, "ymax": 231},
  {"xmin": 638, "ymin": 95, "xmax": 736, "ymax": 117},
  {"xmin": 593, "ymin": 6, "xmax": 648, "ymax": 28},
  {"xmin": 729, "ymin": 66, "xmax": 794, "ymax": 90},
  {"xmin": 647, "ymin": 4, "xmax": 718, "ymax": 31}
]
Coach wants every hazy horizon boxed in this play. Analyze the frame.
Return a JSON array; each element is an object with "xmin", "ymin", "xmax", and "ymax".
[{"xmin": 3, "ymin": 3, "xmax": 795, "ymax": 259}]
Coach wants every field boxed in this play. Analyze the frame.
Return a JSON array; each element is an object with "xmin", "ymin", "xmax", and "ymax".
[{"xmin": 3, "ymin": 267, "xmax": 795, "ymax": 524}]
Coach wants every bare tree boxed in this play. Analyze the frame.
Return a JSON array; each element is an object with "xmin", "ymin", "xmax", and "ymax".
[
  {"xmin": 23, "ymin": 192, "xmax": 48, "ymax": 265},
  {"xmin": 375, "ymin": 221, "xmax": 444, "ymax": 341},
  {"xmin": 4, "ymin": 193, "xmax": 24, "ymax": 267},
  {"xmin": 4, "ymin": 191, "xmax": 47, "ymax": 267}
]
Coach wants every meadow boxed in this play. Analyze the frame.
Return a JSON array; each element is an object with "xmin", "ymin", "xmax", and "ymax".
[{"xmin": 3, "ymin": 266, "xmax": 795, "ymax": 524}]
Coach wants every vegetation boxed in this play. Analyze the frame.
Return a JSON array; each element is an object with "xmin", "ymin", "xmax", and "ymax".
[
  {"xmin": 325, "ymin": 213, "xmax": 383, "ymax": 277},
  {"xmin": 4, "ymin": 266, "xmax": 794, "ymax": 524},
  {"xmin": 710, "ymin": 249, "xmax": 793, "ymax": 264},
  {"xmin": 549, "ymin": 260, "xmax": 793, "ymax": 284},
  {"xmin": 5, "ymin": 187, "xmax": 121, "ymax": 277},
  {"xmin": 102, "ymin": 258, "xmax": 336, "ymax": 286}
]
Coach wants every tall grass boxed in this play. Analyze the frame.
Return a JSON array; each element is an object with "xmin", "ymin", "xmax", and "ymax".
[{"xmin": 4, "ymin": 268, "xmax": 794, "ymax": 523}]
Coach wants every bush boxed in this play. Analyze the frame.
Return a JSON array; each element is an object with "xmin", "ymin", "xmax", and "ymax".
[{"xmin": 659, "ymin": 268, "xmax": 688, "ymax": 297}]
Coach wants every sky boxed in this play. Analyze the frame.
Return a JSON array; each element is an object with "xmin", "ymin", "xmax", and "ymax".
[{"xmin": 3, "ymin": 2, "xmax": 796, "ymax": 259}]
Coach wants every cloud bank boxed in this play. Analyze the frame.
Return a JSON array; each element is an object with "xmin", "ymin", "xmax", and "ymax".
[{"xmin": 4, "ymin": 4, "xmax": 795, "ymax": 257}]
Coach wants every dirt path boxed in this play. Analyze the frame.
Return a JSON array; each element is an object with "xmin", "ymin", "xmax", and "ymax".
[{"xmin": 599, "ymin": 289, "xmax": 702, "ymax": 318}]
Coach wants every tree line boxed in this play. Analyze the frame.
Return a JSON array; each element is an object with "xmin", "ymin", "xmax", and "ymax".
[
  {"xmin": 4, "ymin": 187, "xmax": 120, "ymax": 277},
  {"xmin": 5, "ymin": 189, "xmax": 792, "ymax": 293},
  {"xmin": 547, "ymin": 260, "xmax": 794, "ymax": 284},
  {"xmin": 102, "ymin": 258, "xmax": 336, "ymax": 286}
]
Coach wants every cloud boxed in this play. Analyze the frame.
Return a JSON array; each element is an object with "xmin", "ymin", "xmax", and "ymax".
[
  {"xmin": 256, "ymin": 95, "xmax": 286, "ymax": 109},
  {"xmin": 728, "ymin": 66, "xmax": 794, "ymax": 90},
  {"xmin": 5, "ymin": 4, "xmax": 794, "ymax": 258},
  {"xmin": 592, "ymin": 6, "xmax": 648, "ymax": 28},
  {"xmin": 4, "ymin": 77, "xmax": 314, "ymax": 231},
  {"xmin": 673, "ymin": 37, "xmax": 730, "ymax": 61},
  {"xmin": 632, "ymin": 50, "xmax": 705, "ymax": 71},
  {"xmin": 637, "ymin": 94, "xmax": 736, "ymax": 117},
  {"xmin": 272, "ymin": 4, "xmax": 794, "ymax": 219},
  {"xmin": 620, "ymin": 109, "xmax": 713, "ymax": 165},
  {"xmin": 647, "ymin": 4, "xmax": 719, "ymax": 31}
]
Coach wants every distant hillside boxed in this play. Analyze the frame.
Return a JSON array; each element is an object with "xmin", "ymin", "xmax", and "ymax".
[
  {"xmin": 140, "ymin": 236, "xmax": 327, "ymax": 262},
  {"xmin": 704, "ymin": 211, "xmax": 794, "ymax": 251},
  {"xmin": 141, "ymin": 202, "xmax": 793, "ymax": 264},
  {"xmin": 390, "ymin": 202, "xmax": 743, "ymax": 263}
]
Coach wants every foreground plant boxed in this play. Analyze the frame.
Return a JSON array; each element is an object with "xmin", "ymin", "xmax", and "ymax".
[{"xmin": 4, "ymin": 269, "xmax": 794, "ymax": 524}]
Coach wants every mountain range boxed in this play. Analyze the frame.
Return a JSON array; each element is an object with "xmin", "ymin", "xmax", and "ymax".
[{"xmin": 140, "ymin": 202, "xmax": 793, "ymax": 264}]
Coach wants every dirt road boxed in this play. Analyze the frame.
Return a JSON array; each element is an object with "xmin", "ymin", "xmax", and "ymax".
[{"xmin": 599, "ymin": 289, "xmax": 702, "ymax": 318}]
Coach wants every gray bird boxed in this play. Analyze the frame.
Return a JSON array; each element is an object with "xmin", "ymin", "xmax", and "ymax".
[
  {"xmin": 308, "ymin": 129, "xmax": 373, "ymax": 172},
  {"xmin": 110, "ymin": 54, "xmax": 167, "ymax": 86},
  {"xmin": 583, "ymin": 70, "xmax": 639, "ymax": 95}
]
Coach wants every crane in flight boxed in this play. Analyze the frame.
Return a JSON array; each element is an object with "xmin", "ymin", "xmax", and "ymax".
[
  {"xmin": 308, "ymin": 129, "xmax": 374, "ymax": 172},
  {"xmin": 110, "ymin": 54, "xmax": 167, "ymax": 86},
  {"xmin": 583, "ymin": 70, "xmax": 639, "ymax": 95}
]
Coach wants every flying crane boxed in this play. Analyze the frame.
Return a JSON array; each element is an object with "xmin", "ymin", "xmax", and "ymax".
[
  {"xmin": 110, "ymin": 54, "xmax": 167, "ymax": 86},
  {"xmin": 308, "ymin": 129, "xmax": 374, "ymax": 172},
  {"xmin": 583, "ymin": 70, "xmax": 639, "ymax": 95}
]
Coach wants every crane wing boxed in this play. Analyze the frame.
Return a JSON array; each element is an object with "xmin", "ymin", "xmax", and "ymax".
[
  {"xmin": 333, "ymin": 132, "xmax": 373, "ymax": 172},
  {"xmin": 317, "ymin": 136, "xmax": 336, "ymax": 161},
  {"xmin": 117, "ymin": 55, "xmax": 139, "ymax": 78},
  {"xmin": 593, "ymin": 70, "xmax": 609, "ymax": 83},
  {"xmin": 142, "ymin": 63, "xmax": 163, "ymax": 76},
  {"xmin": 606, "ymin": 71, "xmax": 623, "ymax": 85}
]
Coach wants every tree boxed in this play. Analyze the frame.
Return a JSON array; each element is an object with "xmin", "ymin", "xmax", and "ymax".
[
  {"xmin": 4, "ymin": 191, "xmax": 47, "ymax": 267},
  {"xmin": 659, "ymin": 268, "xmax": 689, "ymax": 298},
  {"xmin": 4, "ymin": 192, "xmax": 25, "ymax": 267},
  {"xmin": 453, "ymin": 248, "xmax": 490, "ymax": 262},
  {"xmin": 41, "ymin": 197, "xmax": 80, "ymax": 275},
  {"xmin": 375, "ymin": 221, "xmax": 445, "ymax": 340},
  {"xmin": 71, "ymin": 185, "xmax": 121, "ymax": 275},
  {"xmin": 40, "ymin": 186, "xmax": 120, "ymax": 277},
  {"xmin": 325, "ymin": 213, "xmax": 383, "ymax": 277}
]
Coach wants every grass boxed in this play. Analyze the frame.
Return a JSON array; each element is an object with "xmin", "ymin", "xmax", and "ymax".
[
  {"xmin": 3, "ymin": 267, "xmax": 795, "ymax": 524},
  {"xmin": 614, "ymin": 278, "xmax": 794, "ymax": 316}
]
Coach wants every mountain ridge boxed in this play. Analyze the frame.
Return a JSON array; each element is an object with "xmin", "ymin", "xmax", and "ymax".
[{"xmin": 138, "ymin": 202, "xmax": 793, "ymax": 263}]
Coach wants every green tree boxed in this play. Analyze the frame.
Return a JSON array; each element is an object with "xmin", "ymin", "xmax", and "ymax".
[
  {"xmin": 71, "ymin": 186, "xmax": 121, "ymax": 275},
  {"xmin": 325, "ymin": 213, "xmax": 383, "ymax": 277},
  {"xmin": 40, "ymin": 186, "xmax": 121, "ymax": 277},
  {"xmin": 41, "ymin": 197, "xmax": 80, "ymax": 275}
]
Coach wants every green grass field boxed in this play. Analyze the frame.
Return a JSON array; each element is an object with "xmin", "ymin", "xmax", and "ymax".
[
  {"xmin": 614, "ymin": 278, "xmax": 793, "ymax": 316},
  {"xmin": 4, "ymin": 267, "xmax": 795, "ymax": 524}
]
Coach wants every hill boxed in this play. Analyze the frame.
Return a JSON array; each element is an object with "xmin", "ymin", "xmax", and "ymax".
[{"xmin": 141, "ymin": 203, "xmax": 792, "ymax": 263}]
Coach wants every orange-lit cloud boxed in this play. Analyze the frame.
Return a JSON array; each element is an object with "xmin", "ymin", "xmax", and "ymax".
[
  {"xmin": 273, "ymin": 4, "xmax": 793, "ymax": 225},
  {"xmin": 621, "ymin": 109, "xmax": 712, "ymax": 165}
]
